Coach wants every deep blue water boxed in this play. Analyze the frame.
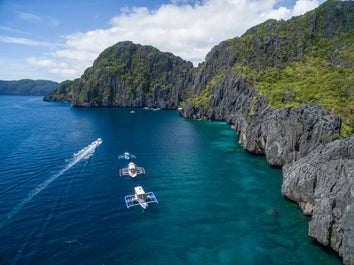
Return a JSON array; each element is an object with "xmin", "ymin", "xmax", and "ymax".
[{"xmin": 0, "ymin": 96, "xmax": 341, "ymax": 265}]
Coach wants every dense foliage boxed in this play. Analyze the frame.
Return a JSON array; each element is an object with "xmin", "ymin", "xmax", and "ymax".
[
  {"xmin": 191, "ymin": 0, "xmax": 353, "ymax": 135},
  {"xmin": 43, "ymin": 80, "xmax": 74, "ymax": 102},
  {"xmin": 247, "ymin": 1, "xmax": 353, "ymax": 135},
  {"xmin": 69, "ymin": 41, "xmax": 193, "ymax": 108}
]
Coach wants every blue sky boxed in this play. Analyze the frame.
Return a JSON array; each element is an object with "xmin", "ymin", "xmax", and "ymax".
[{"xmin": 0, "ymin": 0, "xmax": 325, "ymax": 82}]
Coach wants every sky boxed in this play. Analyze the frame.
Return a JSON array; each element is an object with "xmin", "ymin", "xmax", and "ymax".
[{"xmin": 0, "ymin": 0, "xmax": 326, "ymax": 82}]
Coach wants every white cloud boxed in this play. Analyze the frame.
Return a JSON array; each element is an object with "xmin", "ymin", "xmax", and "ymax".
[
  {"xmin": 27, "ymin": 57, "xmax": 55, "ymax": 67},
  {"xmin": 0, "ymin": 35, "xmax": 53, "ymax": 47},
  {"xmin": 292, "ymin": 0, "xmax": 321, "ymax": 16},
  {"xmin": 24, "ymin": 0, "xmax": 324, "ymax": 81},
  {"xmin": 16, "ymin": 11, "xmax": 41, "ymax": 23},
  {"xmin": 0, "ymin": 26, "xmax": 29, "ymax": 35},
  {"xmin": 26, "ymin": 56, "xmax": 82, "ymax": 80}
]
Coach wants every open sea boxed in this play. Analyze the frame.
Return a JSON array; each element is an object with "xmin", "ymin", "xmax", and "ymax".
[{"xmin": 0, "ymin": 96, "xmax": 341, "ymax": 265}]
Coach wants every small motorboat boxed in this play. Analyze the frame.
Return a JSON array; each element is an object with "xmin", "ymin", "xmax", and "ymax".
[
  {"xmin": 124, "ymin": 186, "xmax": 158, "ymax": 209},
  {"xmin": 119, "ymin": 162, "xmax": 146, "ymax": 178},
  {"xmin": 93, "ymin": 138, "xmax": 102, "ymax": 145}
]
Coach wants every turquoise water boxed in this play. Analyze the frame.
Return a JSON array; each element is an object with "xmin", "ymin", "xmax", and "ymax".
[{"xmin": 0, "ymin": 96, "xmax": 341, "ymax": 265}]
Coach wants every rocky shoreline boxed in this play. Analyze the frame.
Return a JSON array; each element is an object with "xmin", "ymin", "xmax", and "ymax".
[
  {"xmin": 179, "ymin": 73, "xmax": 354, "ymax": 264},
  {"xmin": 283, "ymin": 136, "xmax": 354, "ymax": 264},
  {"xmin": 178, "ymin": 2, "xmax": 354, "ymax": 261}
]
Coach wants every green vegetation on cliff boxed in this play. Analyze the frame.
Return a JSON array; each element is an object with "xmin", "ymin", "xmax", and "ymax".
[
  {"xmin": 45, "ymin": 41, "xmax": 193, "ymax": 108},
  {"xmin": 43, "ymin": 80, "xmax": 74, "ymax": 102},
  {"xmin": 247, "ymin": 1, "xmax": 353, "ymax": 134},
  {"xmin": 191, "ymin": 0, "xmax": 353, "ymax": 135}
]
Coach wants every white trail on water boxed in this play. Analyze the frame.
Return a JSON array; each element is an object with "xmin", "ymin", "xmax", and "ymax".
[{"xmin": 1, "ymin": 138, "xmax": 102, "ymax": 227}]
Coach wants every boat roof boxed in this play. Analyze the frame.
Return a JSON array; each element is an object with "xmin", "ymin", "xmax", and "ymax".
[{"xmin": 134, "ymin": 186, "xmax": 145, "ymax": 195}]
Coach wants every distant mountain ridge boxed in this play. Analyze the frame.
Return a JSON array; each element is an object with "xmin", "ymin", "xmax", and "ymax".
[{"xmin": 0, "ymin": 79, "xmax": 58, "ymax": 96}]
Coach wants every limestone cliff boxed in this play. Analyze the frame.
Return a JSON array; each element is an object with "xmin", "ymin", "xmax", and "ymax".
[
  {"xmin": 282, "ymin": 137, "xmax": 354, "ymax": 263},
  {"xmin": 45, "ymin": 41, "xmax": 194, "ymax": 109},
  {"xmin": 179, "ymin": 1, "xmax": 353, "ymax": 263}
]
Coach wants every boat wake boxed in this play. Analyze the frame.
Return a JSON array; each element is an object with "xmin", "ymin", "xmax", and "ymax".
[{"xmin": 0, "ymin": 138, "xmax": 102, "ymax": 227}]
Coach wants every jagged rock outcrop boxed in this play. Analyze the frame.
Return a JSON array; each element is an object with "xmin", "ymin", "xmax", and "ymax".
[
  {"xmin": 45, "ymin": 41, "xmax": 194, "ymax": 109},
  {"xmin": 243, "ymin": 104, "xmax": 341, "ymax": 167},
  {"xmin": 180, "ymin": 70, "xmax": 342, "ymax": 167},
  {"xmin": 282, "ymin": 137, "xmax": 354, "ymax": 263}
]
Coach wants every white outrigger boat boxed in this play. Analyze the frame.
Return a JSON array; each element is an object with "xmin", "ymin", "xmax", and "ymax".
[
  {"xmin": 124, "ymin": 186, "xmax": 158, "ymax": 209},
  {"xmin": 119, "ymin": 162, "xmax": 146, "ymax": 178}
]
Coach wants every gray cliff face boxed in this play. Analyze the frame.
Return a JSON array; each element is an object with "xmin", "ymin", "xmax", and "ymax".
[
  {"xmin": 68, "ymin": 41, "xmax": 193, "ymax": 109},
  {"xmin": 180, "ymin": 70, "xmax": 342, "ymax": 168},
  {"xmin": 180, "ymin": 68, "xmax": 352, "ymax": 265},
  {"xmin": 245, "ymin": 105, "xmax": 341, "ymax": 167},
  {"xmin": 180, "ymin": 1, "xmax": 354, "ymax": 263},
  {"xmin": 282, "ymin": 137, "xmax": 354, "ymax": 264}
]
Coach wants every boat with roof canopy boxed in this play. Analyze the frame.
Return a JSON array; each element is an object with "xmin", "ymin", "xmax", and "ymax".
[
  {"xmin": 119, "ymin": 162, "xmax": 146, "ymax": 178},
  {"xmin": 124, "ymin": 186, "xmax": 158, "ymax": 209}
]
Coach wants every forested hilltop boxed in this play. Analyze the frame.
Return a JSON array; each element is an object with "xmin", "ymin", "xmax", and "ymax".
[
  {"xmin": 44, "ymin": 42, "xmax": 193, "ymax": 109},
  {"xmin": 182, "ymin": 0, "xmax": 353, "ymax": 135},
  {"xmin": 0, "ymin": 79, "xmax": 58, "ymax": 96}
]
